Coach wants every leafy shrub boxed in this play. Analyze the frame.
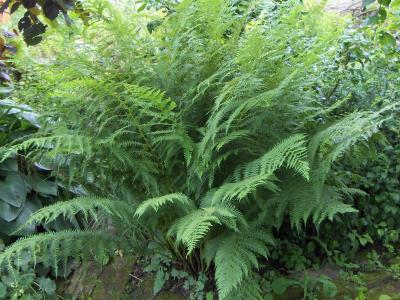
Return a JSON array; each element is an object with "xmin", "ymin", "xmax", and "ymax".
[
  {"xmin": 0, "ymin": 247, "xmax": 59, "ymax": 300},
  {"xmin": 0, "ymin": 100, "xmax": 77, "ymax": 300},
  {"xmin": 0, "ymin": 0, "xmax": 398, "ymax": 299},
  {"xmin": 0, "ymin": 100, "xmax": 76, "ymax": 240},
  {"xmin": 291, "ymin": 17, "xmax": 400, "ymax": 263}
]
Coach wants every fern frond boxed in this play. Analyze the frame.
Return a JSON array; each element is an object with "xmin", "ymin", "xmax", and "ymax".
[
  {"xmin": 226, "ymin": 275, "xmax": 264, "ymax": 300},
  {"xmin": 211, "ymin": 134, "xmax": 308, "ymax": 205},
  {"xmin": 168, "ymin": 209, "xmax": 220, "ymax": 254},
  {"xmin": 309, "ymin": 111, "xmax": 385, "ymax": 175},
  {"xmin": 233, "ymin": 134, "xmax": 309, "ymax": 181},
  {"xmin": 274, "ymin": 110, "xmax": 389, "ymax": 230},
  {"xmin": 135, "ymin": 193, "xmax": 195, "ymax": 217},
  {"xmin": 4, "ymin": 133, "xmax": 92, "ymax": 159},
  {"xmin": 311, "ymin": 186, "xmax": 358, "ymax": 226},
  {"xmin": 0, "ymin": 230, "xmax": 121, "ymax": 276},
  {"xmin": 212, "ymin": 174, "xmax": 274, "ymax": 205},
  {"xmin": 212, "ymin": 230, "xmax": 274, "ymax": 299},
  {"xmin": 22, "ymin": 197, "xmax": 136, "ymax": 228},
  {"xmin": 168, "ymin": 205, "xmax": 240, "ymax": 254}
]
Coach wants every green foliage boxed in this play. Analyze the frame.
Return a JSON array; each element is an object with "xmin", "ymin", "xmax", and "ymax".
[
  {"xmin": 0, "ymin": 100, "xmax": 74, "ymax": 239},
  {"xmin": 2, "ymin": 0, "xmax": 399, "ymax": 299},
  {"xmin": 0, "ymin": 229, "xmax": 120, "ymax": 275},
  {"xmin": 363, "ymin": 0, "xmax": 399, "ymax": 54},
  {"xmin": 143, "ymin": 252, "xmax": 212, "ymax": 299},
  {"xmin": 136, "ymin": 193, "xmax": 194, "ymax": 217},
  {"xmin": 26, "ymin": 196, "xmax": 135, "ymax": 225},
  {"xmin": 270, "ymin": 274, "xmax": 338, "ymax": 299},
  {"xmin": 287, "ymin": 14, "xmax": 400, "ymax": 265},
  {"xmin": 213, "ymin": 231, "xmax": 274, "ymax": 298},
  {"xmin": 0, "ymin": 249, "xmax": 59, "ymax": 300}
]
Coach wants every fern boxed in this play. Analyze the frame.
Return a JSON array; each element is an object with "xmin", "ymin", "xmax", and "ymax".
[
  {"xmin": 0, "ymin": 133, "xmax": 93, "ymax": 162},
  {"xmin": 22, "ymin": 196, "xmax": 136, "ymax": 227},
  {"xmin": 5, "ymin": 1, "xmax": 395, "ymax": 299},
  {"xmin": 211, "ymin": 230, "xmax": 274, "ymax": 299},
  {"xmin": 0, "ymin": 230, "xmax": 121, "ymax": 276},
  {"xmin": 168, "ymin": 205, "xmax": 240, "ymax": 254},
  {"xmin": 231, "ymin": 134, "xmax": 309, "ymax": 182},
  {"xmin": 226, "ymin": 275, "xmax": 264, "ymax": 300},
  {"xmin": 271, "ymin": 110, "xmax": 388, "ymax": 230},
  {"xmin": 168, "ymin": 209, "xmax": 221, "ymax": 254},
  {"xmin": 135, "ymin": 193, "xmax": 195, "ymax": 217},
  {"xmin": 211, "ymin": 134, "xmax": 308, "ymax": 205}
]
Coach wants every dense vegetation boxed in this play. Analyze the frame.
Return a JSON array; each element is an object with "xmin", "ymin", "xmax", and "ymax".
[{"xmin": 0, "ymin": 0, "xmax": 399, "ymax": 299}]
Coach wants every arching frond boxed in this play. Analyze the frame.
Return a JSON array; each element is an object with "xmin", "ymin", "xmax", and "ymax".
[
  {"xmin": 211, "ymin": 134, "xmax": 309, "ymax": 206},
  {"xmin": 212, "ymin": 230, "xmax": 274, "ymax": 299},
  {"xmin": 168, "ymin": 205, "xmax": 240, "ymax": 254},
  {"xmin": 233, "ymin": 134, "xmax": 309, "ymax": 181},
  {"xmin": 22, "ymin": 197, "xmax": 136, "ymax": 228},
  {"xmin": 168, "ymin": 209, "xmax": 220, "ymax": 254},
  {"xmin": 0, "ymin": 230, "xmax": 121, "ymax": 277},
  {"xmin": 135, "ymin": 193, "xmax": 195, "ymax": 217},
  {"xmin": 226, "ymin": 275, "xmax": 264, "ymax": 300}
]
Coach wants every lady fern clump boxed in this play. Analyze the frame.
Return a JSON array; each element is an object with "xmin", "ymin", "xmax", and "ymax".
[{"xmin": 2, "ymin": 0, "xmax": 397, "ymax": 298}]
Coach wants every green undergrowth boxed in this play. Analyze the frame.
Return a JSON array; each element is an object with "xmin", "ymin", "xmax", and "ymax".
[{"xmin": 0, "ymin": 0, "xmax": 399, "ymax": 299}]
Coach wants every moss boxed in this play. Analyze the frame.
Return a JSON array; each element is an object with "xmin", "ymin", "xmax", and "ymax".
[
  {"xmin": 273, "ymin": 287, "xmax": 303, "ymax": 300},
  {"xmin": 91, "ymin": 256, "xmax": 136, "ymax": 300},
  {"xmin": 133, "ymin": 274, "xmax": 155, "ymax": 299}
]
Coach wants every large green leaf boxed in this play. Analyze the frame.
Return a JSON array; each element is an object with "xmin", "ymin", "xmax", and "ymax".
[
  {"xmin": 0, "ymin": 196, "xmax": 41, "ymax": 235},
  {"xmin": 0, "ymin": 200, "xmax": 24, "ymax": 222},
  {"xmin": 0, "ymin": 173, "xmax": 29, "ymax": 207},
  {"xmin": 27, "ymin": 174, "xmax": 58, "ymax": 196},
  {"xmin": 0, "ymin": 158, "xmax": 17, "ymax": 172}
]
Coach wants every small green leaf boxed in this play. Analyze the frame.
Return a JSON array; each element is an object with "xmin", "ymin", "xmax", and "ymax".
[
  {"xmin": 0, "ymin": 282, "xmax": 6, "ymax": 299},
  {"xmin": 271, "ymin": 277, "xmax": 299, "ymax": 295},
  {"xmin": 0, "ymin": 159, "xmax": 18, "ymax": 172},
  {"xmin": 20, "ymin": 294, "xmax": 35, "ymax": 300},
  {"xmin": 378, "ymin": 7, "xmax": 387, "ymax": 22},
  {"xmin": 319, "ymin": 277, "xmax": 338, "ymax": 298},
  {"xmin": 379, "ymin": 295, "xmax": 393, "ymax": 300},
  {"xmin": 153, "ymin": 270, "xmax": 169, "ymax": 295},
  {"xmin": 368, "ymin": 7, "xmax": 388, "ymax": 24},
  {"xmin": 137, "ymin": 3, "xmax": 147, "ymax": 12},
  {"xmin": 0, "ymin": 202, "xmax": 22, "ymax": 222},
  {"xmin": 14, "ymin": 250, "xmax": 32, "ymax": 268},
  {"xmin": 378, "ymin": 32, "xmax": 397, "ymax": 51},
  {"xmin": 38, "ymin": 277, "xmax": 56, "ymax": 295},
  {"xmin": 367, "ymin": 14, "xmax": 379, "ymax": 25},
  {"xmin": 378, "ymin": 0, "xmax": 391, "ymax": 5},
  {"xmin": 20, "ymin": 272, "xmax": 36, "ymax": 288},
  {"xmin": 205, "ymin": 292, "xmax": 214, "ymax": 300},
  {"xmin": 392, "ymin": 0, "xmax": 400, "ymax": 8}
]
